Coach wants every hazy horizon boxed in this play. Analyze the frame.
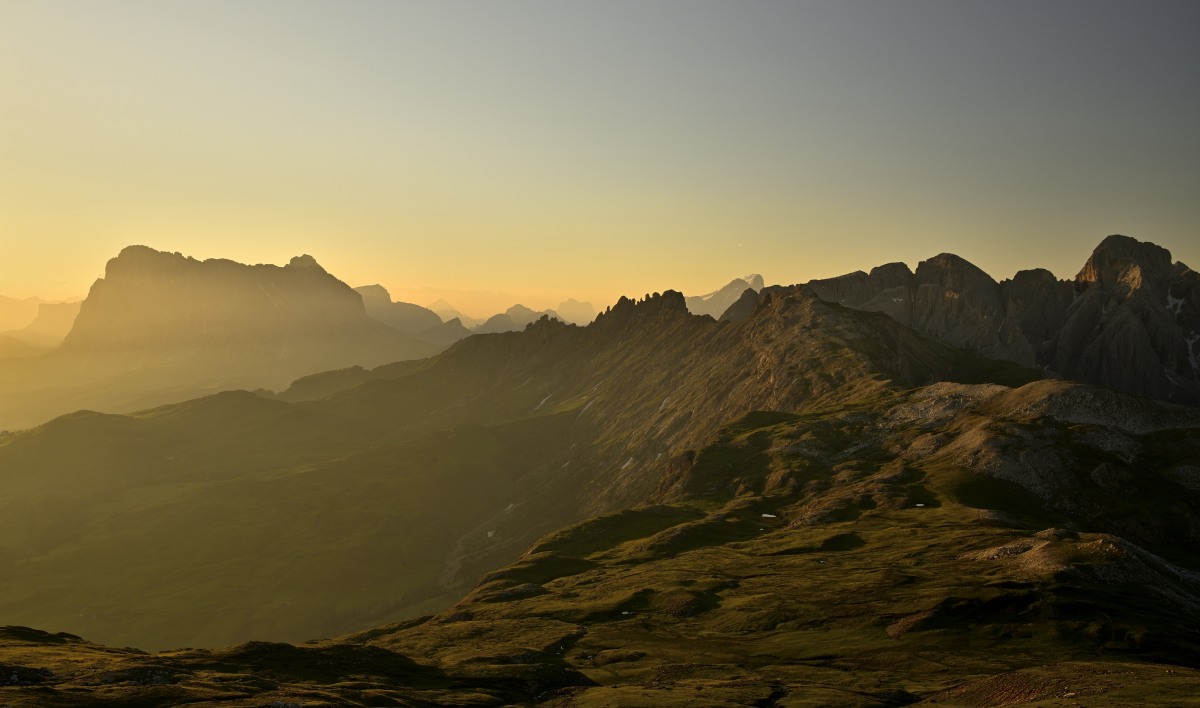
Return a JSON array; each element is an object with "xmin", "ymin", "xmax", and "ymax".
[
  {"xmin": 6, "ymin": 232, "xmax": 1199, "ymax": 320},
  {"xmin": 3, "ymin": 1, "xmax": 1198, "ymax": 314}
]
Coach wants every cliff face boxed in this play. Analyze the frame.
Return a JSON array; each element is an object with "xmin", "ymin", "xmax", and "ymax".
[
  {"xmin": 1050, "ymin": 236, "xmax": 1199, "ymax": 403},
  {"xmin": 803, "ymin": 236, "xmax": 1199, "ymax": 405}
]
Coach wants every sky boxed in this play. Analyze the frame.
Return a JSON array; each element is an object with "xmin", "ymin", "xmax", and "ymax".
[{"xmin": 1, "ymin": 0, "xmax": 1197, "ymax": 316}]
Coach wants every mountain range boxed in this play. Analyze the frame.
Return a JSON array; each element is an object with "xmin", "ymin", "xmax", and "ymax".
[
  {"xmin": 800, "ymin": 235, "xmax": 1199, "ymax": 405},
  {"xmin": 1, "ymin": 235, "xmax": 1199, "ymax": 706}
]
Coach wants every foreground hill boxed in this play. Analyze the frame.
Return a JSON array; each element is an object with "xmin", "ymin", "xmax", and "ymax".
[
  {"xmin": 2, "ymin": 378, "xmax": 1198, "ymax": 706},
  {"xmin": 0, "ymin": 286, "xmax": 1036, "ymax": 651},
  {"xmin": 0, "ymin": 247, "xmax": 441, "ymax": 430}
]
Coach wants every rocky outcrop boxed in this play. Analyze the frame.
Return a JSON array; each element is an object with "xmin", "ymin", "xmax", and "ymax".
[
  {"xmin": 804, "ymin": 235, "xmax": 1200, "ymax": 405},
  {"xmin": 1049, "ymin": 236, "xmax": 1199, "ymax": 404}
]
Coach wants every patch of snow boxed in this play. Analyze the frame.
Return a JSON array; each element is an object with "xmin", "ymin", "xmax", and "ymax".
[
  {"xmin": 486, "ymin": 530, "xmax": 495, "ymax": 538},
  {"xmin": 505, "ymin": 503, "xmax": 515, "ymax": 513},
  {"xmin": 620, "ymin": 457, "xmax": 634, "ymax": 470},
  {"xmin": 915, "ymin": 503, "xmax": 925, "ymax": 507},
  {"xmin": 1187, "ymin": 332, "xmax": 1200, "ymax": 372},
  {"xmin": 655, "ymin": 452, "xmax": 663, "ymax": 460},
  {"xmin": 891, "ymin": 297, "xmax": 903, "ymax": 303},
  {"xmin": 533, "ymin": 393, "xmax": 553, "ymax": 411},
  {"xmin": 761, "ymin": 513, "xmax": 777, "ymax": 518},
  {"xmin": 561, "ymin": 460, "xmax": 571, "ymax": 468},
  {"xmin": 577, "ymin": 399, "xmax": 596, "ymax": 417},
  {"xmin": 658, "ymin": 397, "xmax": 669, "ymax": 412},
  {"xmin": 621, "ymin": 611, "xmax": 631, "ymax": 615},
  {"xmin": 1167, "ymin": 293, "xmax": 1186, "ymax": 316}
]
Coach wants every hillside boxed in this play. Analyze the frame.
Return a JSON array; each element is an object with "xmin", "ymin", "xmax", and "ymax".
[
  {"xmin": 2, "ymin": 378, "xmax": 1198, "ymax": 705},
  {"xmin": 0, "ymin": 286, "xmax": 1038, "ymax": 651}
]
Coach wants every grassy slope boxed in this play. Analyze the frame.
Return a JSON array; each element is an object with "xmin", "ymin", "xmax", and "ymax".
[{"xmin": 2, "ymin": 381, "xmax": 1200, "ymax": 705}]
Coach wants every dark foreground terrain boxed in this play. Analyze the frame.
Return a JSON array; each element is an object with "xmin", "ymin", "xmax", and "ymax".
[{"xmin": 4, "ymin": 377, "xmax": 1200, "ymax": 706}]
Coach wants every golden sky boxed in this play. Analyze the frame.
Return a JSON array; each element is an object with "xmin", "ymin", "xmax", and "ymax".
[{"xmin": 2, "ymin": 1, "xmax": 1197, "ymax": 317}]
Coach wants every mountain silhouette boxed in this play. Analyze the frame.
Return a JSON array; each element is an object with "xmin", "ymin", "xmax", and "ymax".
[
  {"xmin": 0, "ymin": 246, "xmax": 443, "ymax": 430},
  {"xmin": 355, "ymin": 284, "xmax": 471, "ymax": 346},
  {"xmin": 686, "ymin": 274, "xmax": 764, "ymax": 318},
  {"xmin": 473, "ymin": 303, "xmax": 562, "ymax": 333}
]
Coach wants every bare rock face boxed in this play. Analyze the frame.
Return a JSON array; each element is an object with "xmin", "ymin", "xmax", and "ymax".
[
  {"xmin": 1000, "ymin": 269, "xmax": 1074, "ymax": 357},
  {"xmin": 805, "ymin": 235, "xmax": 1200, "ymax": 405},
  {"xmin": 911, "ymin": 253, "xmax": 1013, "ymax": 359},
  {"xmin": 1049, "ymin": 236, "xmax": 1199, "ymax": 404}
]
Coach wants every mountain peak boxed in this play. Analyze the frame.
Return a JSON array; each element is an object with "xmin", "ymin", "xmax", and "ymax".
[
  {"xmin": 1076, "ymin": 234, "xmax": 1173, "ymax": 292},
  {"xmin": 287, "ymin": 254, "xmax": 327, "ymax": 273},
  {"xmin": 354, "ymin": 284, "xmax": 392, "ymax": 304}
]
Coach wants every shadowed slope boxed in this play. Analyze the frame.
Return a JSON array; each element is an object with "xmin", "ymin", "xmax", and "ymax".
[{"xmin": 3, "ymin": 378, "xmax": 1198, "ymax": 705}]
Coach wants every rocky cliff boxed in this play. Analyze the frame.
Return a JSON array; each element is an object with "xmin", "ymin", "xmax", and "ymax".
[{"xmin": 801, "ymin": 235, "xmax": 1198, "ymax": 404}]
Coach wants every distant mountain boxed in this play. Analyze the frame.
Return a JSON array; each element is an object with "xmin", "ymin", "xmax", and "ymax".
[
  {"xmin": 555, "ymin": 298, "xmax": 597, "ymax": 325},
  {"xmin": 0, "ymin": 335, "xmax": 46, "ymax": 360},
  {"xmin": 685, "ymin": 273, "xmax": 764, "ymax": 318},
  {"xmin": 473, "ymin": 303, "xmax": 562, "ymax": 333},
  {"xmin": 355, "ymin": 284, "xmax": 443, "ymax": 332},
  {"xmin": 0, "ymin": 246, "xmax": 443, "ymax": 430},
  {"xmin": 1, "ymin": 300, "xmax": 81, "ymax": 348},
  {"xmin": 0, "ymin": 294, "xmax": 41, "ymax": 332},
  {"xmin": 429, "ymin": 299, "xmax": 485, "ymax": 329},
  {"xmin": 799, "ymin": 235, "xmax": 1199, "ymax": 405},
  {"xmin": 355, "ymin": 284, "xmax": 471, "ymax": 347}
]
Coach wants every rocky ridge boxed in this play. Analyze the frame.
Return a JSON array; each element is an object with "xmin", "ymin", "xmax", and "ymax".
[{"xmin": 790, "ymin": 235, "xmax": 1199, "ymax": 404}]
